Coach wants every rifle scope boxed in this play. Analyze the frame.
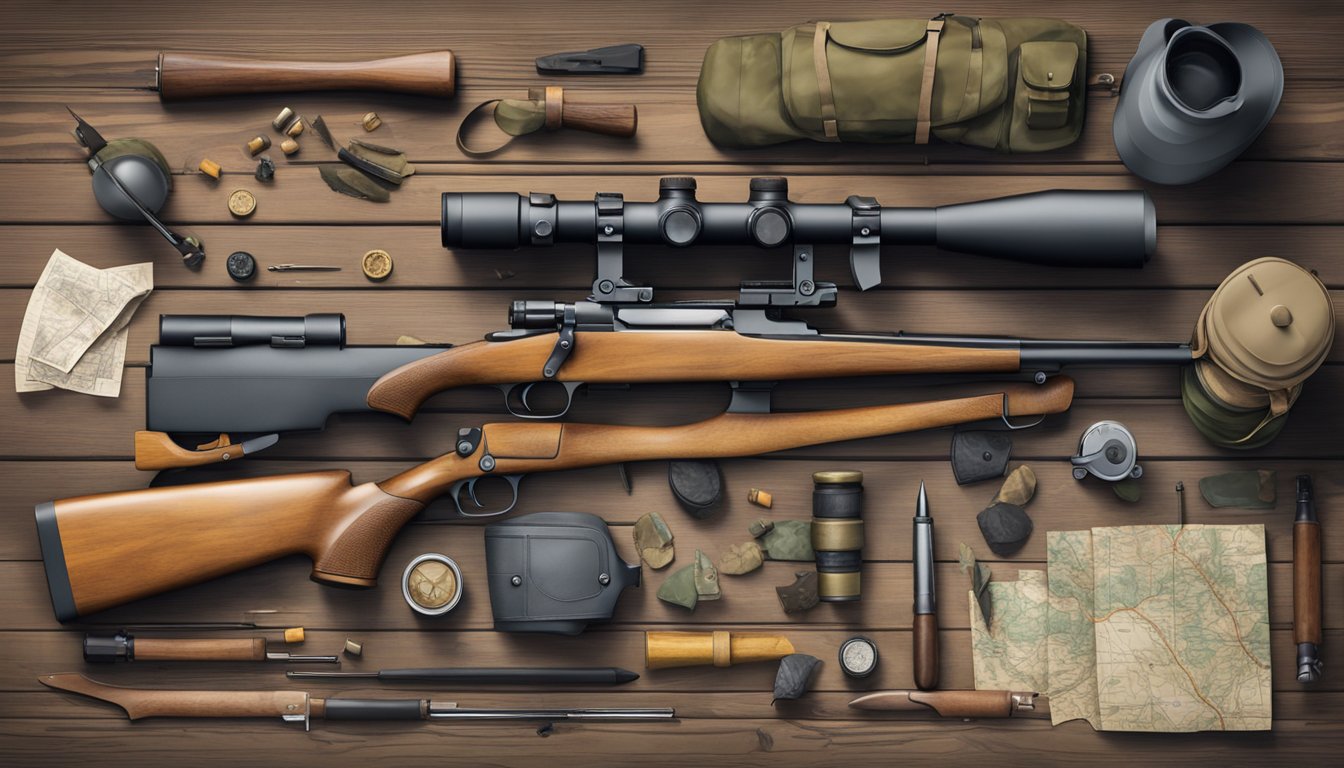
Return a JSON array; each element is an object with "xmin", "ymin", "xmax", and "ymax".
[
  {"xmin": 159, "ymin": 313, "xmax": 345, "ymax": 348},
  {"xmin": 442, "ymin": 177, "xmax": 1156, "ymax": 303}
]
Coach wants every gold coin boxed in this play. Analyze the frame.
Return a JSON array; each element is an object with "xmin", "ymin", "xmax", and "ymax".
[
  {"xmin": 227, "ymin": 189, "xmax": 257, "ymax": 217},
  {"xmin": 362, "ymin": 249, "xmax": 393, "ymax": 281}
]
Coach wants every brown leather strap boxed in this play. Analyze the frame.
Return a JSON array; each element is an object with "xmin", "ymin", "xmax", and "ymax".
[
  {"xmin": 811, "ymin": 22, "xmax": 839, "ymax": 140},
  {"xmin": 544, "ymin": 86, "xmax": 564, "ymax": 129},
  {"xmin": 915, "ymin": 17, "xmax": 946, "ymax": 145}
]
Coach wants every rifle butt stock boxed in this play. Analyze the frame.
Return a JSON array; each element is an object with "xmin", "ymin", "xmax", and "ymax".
[{"xmin": 36, "ymin": 471, "xmax": 423, "ymax": 622}]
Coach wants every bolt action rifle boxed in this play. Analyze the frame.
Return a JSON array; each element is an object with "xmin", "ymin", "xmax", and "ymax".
[
  {"xmin": 41, "ymin": 376, "xmax": 1073, "ymax": 621},
  {"xmin": 136, "ymin": 178, "xmax": 1189, "ymax": 470}
]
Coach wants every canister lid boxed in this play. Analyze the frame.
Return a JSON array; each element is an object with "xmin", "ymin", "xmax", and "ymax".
[
  {"xmin": 812, "ymin": 470, "xmax": 863, "ymax": 485},
  {"xmin": 1196, "ymin": 257, "xmax": 1333, "ymax": 390}
]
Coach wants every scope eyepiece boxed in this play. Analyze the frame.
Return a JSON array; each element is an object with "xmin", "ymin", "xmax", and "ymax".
[{"xmin": 158, "ymin": 313, "xmax": 345, "ymax": 348}]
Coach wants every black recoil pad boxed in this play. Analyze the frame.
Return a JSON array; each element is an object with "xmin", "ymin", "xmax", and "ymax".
[{"xmin": 323, "ymin": 698, "xmax": 424, "ymax": 720}]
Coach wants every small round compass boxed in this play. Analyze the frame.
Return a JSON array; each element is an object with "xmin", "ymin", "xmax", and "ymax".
[{"xmin": 839, "ymin": 636, "xmax": 878, "ymax": 678}]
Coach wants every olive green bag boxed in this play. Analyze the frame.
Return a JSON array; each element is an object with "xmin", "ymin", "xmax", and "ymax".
[{"xmin": 698, "ymin": 14, "xmax": 1087, "ymax": 152}]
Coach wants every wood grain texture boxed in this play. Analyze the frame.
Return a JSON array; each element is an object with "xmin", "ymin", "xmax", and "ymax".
[
  {"xmin": 2, "ymin": 0, "xmax": 1342, "ymax": 763},
  {"xmin": 157, "ymin": 51, "xmax": 456, "ymax": 101}
]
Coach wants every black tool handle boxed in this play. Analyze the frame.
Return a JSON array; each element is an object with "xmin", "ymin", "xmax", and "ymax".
[{"xmin": 321, "ymin": 698, "xmax": 425, "ymax": 720}]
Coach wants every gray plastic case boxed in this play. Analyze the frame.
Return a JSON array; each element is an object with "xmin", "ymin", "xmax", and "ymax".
[{"xmin": 484, "ymin": 512, "xmax": 641, "ymax": 635}]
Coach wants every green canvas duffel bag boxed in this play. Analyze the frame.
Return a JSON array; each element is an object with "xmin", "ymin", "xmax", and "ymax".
[{"xmin": 698, "ymin": 14, "xmax": 1087, "ymax": 152}]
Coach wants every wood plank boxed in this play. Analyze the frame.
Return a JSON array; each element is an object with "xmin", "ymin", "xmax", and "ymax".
[
  {"xmin": 0, "ymin": 627, "xmax": 1335, "ymax": 694},
  {"xmin": 2, "ymin": 80, "xmax": 1339, "ymax": 164},
  {"xmin": 3, "ymin": 165, "xmax": 1344, "ymax": 225},
  {"xmin": 3, "ymin": 225, "xmax": 1343, "ymax": 291},
  {"xmin": 0, "ymin": 545, "xmax": 1336, "ymax": 631},
  {"xmin": 3, "ymin": 459, "xmax": 1340, "ymax": 563},
  {"xmin": 5, "ymin": 288, "xmax": 1344, "ymax": 366},
  {"xmin": 1, "ymin": 0, "xmax": 1340, "ymax": 86},
  {"xmin": 0, "ymin": 717, "xmax": 1337, "ymax": 767}
]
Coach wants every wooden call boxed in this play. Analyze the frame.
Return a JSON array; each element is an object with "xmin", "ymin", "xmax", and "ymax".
[
  {"xmin": 156, "ymin": 51, "xmax": 456, "ymax": 101},
  {"xmin": 644, "ymin": 631, "xmax": 795, "ymax": 670},
  {"xmin": 1294, "ymin": 519, "xmax": 1322, "ymax": 645},
  {"xmin": 558, "ymin": 102, "xmax": 637, "ymax": 137},
  {"xmin": 133, "ymin": 637, "xmax": 268, "ymax": 662}
]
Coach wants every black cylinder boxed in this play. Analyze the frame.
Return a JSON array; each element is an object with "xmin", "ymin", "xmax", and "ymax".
[
  {"xmin": 440, "ymin": 178, "xmax": 1156, "ymax": 270},
  {"xmin": 83, "ymin": 631, "xmax": 132, "ymax": 663},
  {"xmin": 812, "ymin": 470, "xmax": 864, "ymax": 603},
  {"xmin": 158, "ymin": 314, "xmax": 345, "ymax": 348}
]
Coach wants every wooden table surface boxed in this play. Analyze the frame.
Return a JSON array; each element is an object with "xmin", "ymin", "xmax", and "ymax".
[{"xmin": 1, "ymin": 0, "xmax": 1339, "ymax": 765}]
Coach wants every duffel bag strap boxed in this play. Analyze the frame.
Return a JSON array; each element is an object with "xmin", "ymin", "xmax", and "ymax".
[
  {"xmin": 811, "ymin": 22, "xmax": 839, "ymax": 140},
  {"xmin": 915, "ymin": 15, "xmax": 947, "ymax": 144}
]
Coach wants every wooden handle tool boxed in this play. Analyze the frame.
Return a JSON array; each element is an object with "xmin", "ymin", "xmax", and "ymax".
[{"xmin": 156, "ymin": 51, "xmax": 456, "ymax": 100}]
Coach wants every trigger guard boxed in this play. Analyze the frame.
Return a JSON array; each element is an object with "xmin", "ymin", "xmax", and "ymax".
[
  {"xmin": 453, "ymin": 474, "xmax": 523, "ymax": 518},
  {"xmin": 499, "ymin": 381, "xmax": 582, "ymax": 419}
]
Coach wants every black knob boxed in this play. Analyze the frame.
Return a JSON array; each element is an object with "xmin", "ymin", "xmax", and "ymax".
[
  {"xmin": 750, "ymin": 177, "xmax": 788, "ymax": 193},
  {"xmin": 749, "ymin": 207, "xmax": 790, "ymax": 247},
  {"xmin": 226, "ymin": 251, "xmax": 256, "ymax": 282},
  {"xmin": 659, "ymin": 177, "xmax": 697, "ymax": 192}
]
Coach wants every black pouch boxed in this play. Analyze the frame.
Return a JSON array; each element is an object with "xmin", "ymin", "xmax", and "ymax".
[{"xmin": 484, "ymin": 512, "xmax": 641, "ymax": 635}]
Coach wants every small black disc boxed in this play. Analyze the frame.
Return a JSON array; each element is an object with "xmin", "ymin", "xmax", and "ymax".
[{"xmin": 226, "ymin": 251, "xmax": 256, "ymax": 282}]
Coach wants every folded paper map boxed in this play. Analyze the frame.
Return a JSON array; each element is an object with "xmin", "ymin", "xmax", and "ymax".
[
  {"xmin": 971, "ymin": 524, "xmax": 1271, "ymax": 732},
  {"xmin": 15, "ymin": 249, "xmax": 153, "ymax": 397}
]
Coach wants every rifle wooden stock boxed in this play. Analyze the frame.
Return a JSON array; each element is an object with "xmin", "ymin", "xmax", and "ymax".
[
  {"xmin": 40, "ymin": 378, "xmax": 1071, "ymax": 621},
  {"xmin": 366, "ymin": 332, "xmax": 1023, "ymax": 420},
  {"xmin": 156, "ymin": 51, "xmax": 456, "ymax": 101}
]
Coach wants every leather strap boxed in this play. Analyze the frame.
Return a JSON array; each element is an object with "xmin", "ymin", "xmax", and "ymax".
[
  {"xmin": 915, "ymin": 17, "xmax": 946, "ymax": 144},
  {"xmin": 711, "ymin": 630, "xmax": 732, "ymax": 667},
  {"xmin": 455, "ymin": 99, "xmax": 507, "ymax": 156},
  {"xmin": 544, "ymin": 86, "xmax": 564, "ymax": 129},
  {"xmin": 811, "ymin": 22, "xmax": 839, "ymax": 140}
]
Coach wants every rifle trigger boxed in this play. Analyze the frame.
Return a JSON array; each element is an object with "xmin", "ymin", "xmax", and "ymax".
[{"xmin": 542, "ymin": 304, "xmax": 577, "ymax": 379}]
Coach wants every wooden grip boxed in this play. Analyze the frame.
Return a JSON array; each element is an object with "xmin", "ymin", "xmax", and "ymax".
[
  {"xmin": 133, "ymin": 638, "xmax": 267, "ymax": 662},
  {"xmin": 46, "ymin": 471, "xmax": 423, "ymax": 618},
  {"xmin": 134, "ymin": 431, "xmax": 239, "ymax": 470},
  {"xmin": 1295, "ymin": 520, "xmax": 1323, "ymax": 644},
  {"xmin": 912, "ymin": 614, "xmax": 939, "ymax": 690},
  {"xmin": 365, "ymin": 332, "xmax": 1023, "ymax": 420},
  {"xmin": 909, "ymin": 690, "xmax": 1014, "ymax": 718},
  {"xmin": 157, "ymin": 50, "xmax": 456, "ymax": 100},
  {"xmin": 560, "ymin": 102, "xmax": 638, "ymax": 137},
  {"xmin": 644, "ymin": 631, "xmax": 795, "ymax": 669}
]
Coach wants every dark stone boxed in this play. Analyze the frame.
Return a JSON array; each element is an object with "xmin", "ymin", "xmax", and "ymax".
[{"xmin": 976, "ymin": 501, "xmax": 1033, "ymax": 556}]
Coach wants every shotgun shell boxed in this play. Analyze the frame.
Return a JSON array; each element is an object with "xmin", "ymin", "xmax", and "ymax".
[
  {"xmin": 198, "ymin": 158, "xmax": 222, "ymax": 179},
  {"xmin": 362, "ymin": 111, "xmax": 382, "ymax": 132},
  {"xmin": 748, "ymin": 488, "xmax": 773, "ymax": 508},
  {"xmin": 271, "ymin": 106, "xmax": 296, "ymax": 132},
  {"xmin": 246, "ymin": 135, "xmax": 271, "ymax": 155},
  {"xmin": 280, "ymin": 138, "xmax": 300, "ymax": 156},
  {"xmin": 283, "ymin": 627, "xmax": 305, "ymax": 644},
  {"xmin": 286, "ymin": 118, "xmax": 305, "ymax": 138}
]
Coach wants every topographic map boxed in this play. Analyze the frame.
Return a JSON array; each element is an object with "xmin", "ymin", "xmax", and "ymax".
[{"xmin": 971, "ymin": 524, "xmax": 1271, "ymax": 732}]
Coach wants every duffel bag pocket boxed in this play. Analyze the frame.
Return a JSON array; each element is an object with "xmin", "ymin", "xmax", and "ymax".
[{"xmin": 1007, "ymin": 40, "xmax": 1083, "ymax": 151}]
